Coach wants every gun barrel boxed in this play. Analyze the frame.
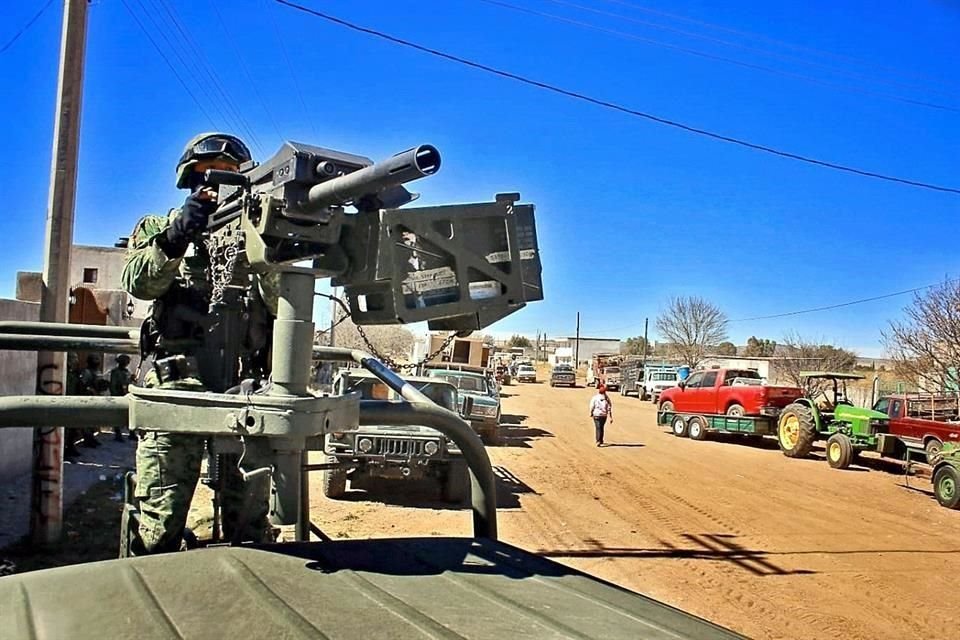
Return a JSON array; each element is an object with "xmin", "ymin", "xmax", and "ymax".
[{"xmin": 304, "ymin": 144, "xmax": 441, "ymax": 210}]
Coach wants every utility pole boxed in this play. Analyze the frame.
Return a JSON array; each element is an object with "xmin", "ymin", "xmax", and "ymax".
[
  {"xmin": 641, "ymin": 317, "xmax": 649, "ymax": 369},
  {"xmin": 574, "ymin": 312, "xmax": 580, "ymax": 368},
  {"xmin": 32, "ymin": 0, "xmax": 90, "ymax": 545}
]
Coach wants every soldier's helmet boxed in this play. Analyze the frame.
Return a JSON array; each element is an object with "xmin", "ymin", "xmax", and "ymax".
[{"xmin": 175, "ymin": 133, "xmax": 251, "ymax": 189}]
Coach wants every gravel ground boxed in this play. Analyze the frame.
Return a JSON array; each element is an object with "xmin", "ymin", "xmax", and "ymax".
[{"xmin": 0, "ymin": 432, "xmax": 136, "ymax": 549}]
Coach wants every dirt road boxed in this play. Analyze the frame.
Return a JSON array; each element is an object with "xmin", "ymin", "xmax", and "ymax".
[{"xmin": 309, "ymin": 381, "xmax": 959, "ymax": 640}]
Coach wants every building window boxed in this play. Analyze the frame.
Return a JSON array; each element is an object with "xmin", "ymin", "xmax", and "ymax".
[{"xmin": 83, "ymin": 268, "xmax": 98, "ymax": 284}]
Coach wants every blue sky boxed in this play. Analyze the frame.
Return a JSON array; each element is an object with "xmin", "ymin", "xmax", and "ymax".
[{"xmin": 2, "ymin": 0, "xmax": 958, "ymax": 357}]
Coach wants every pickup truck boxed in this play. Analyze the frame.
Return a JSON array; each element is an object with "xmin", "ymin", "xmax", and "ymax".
[
  {"xmin": 874, "ymin": 394, "xmax": 960, "ymax": 463},
  {"xmin": 658, "ymin": 368, "xmax": 802, "ymax": 417}
]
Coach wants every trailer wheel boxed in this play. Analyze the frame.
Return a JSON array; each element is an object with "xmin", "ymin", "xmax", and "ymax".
[
  {"xmin": 777, "ymin": 403, "xmax": 816, "ymax": 458},
  {"xmin": 689, "ymin": 416, "xmax": 707, "ymax": 441},
  {"xmin": 671, "ymin": 415, "xmax": 689, "ymax": 438},
  {"xmin": 926, "ymin": 439, "xmax": 944, "ymax": 465},
  {"xmin": 826, "ymin": 433, "xmax": 854, "ymax": 469},
  {"xmin": 726, "ymin": 404, "xmax": 745, "ymax": 417},
  {"xmin": 934, "ymin": 465, "xmax": 960, "ymax": 509},
  {"xmin": 322, "ymin": 455, "xmax": 347, "ymax": 498}
]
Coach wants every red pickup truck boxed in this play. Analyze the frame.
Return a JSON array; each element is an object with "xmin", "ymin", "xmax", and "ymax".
[
  {"xmin": 874, "ymin": 394, "xmax": 960, "ymax": 462},
  {"xmin": 658, "ymin": 368, "xmax": 803, "ymax": 417}
]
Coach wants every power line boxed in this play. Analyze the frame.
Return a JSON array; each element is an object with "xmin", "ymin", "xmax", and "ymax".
[
  {"xmin": 1, "ymin": 0, "xmax": 55, "ymax": 55},
  {"xmin": 151, "ymin": 0, "xmax": 266, "ymax": 156},
  {"xmin": 208, "ymin": 0, "xmax": 285, "ymax": 146},
  {"xmin": 274, "ymin": 0, "xmax": 960, "ymax": 196},
  {"xmin": 477, "ymin": 0, "xmax": 960, "ymax": 113},
  {"xmin": 534, "ymin": 0, "xmax": 960, "ymax": 102},
  {"xmin": 600, "ymin": 0, "xmax": 960, "ymax": 92},
  {"xmin": 730, "ymin": 282, "xmax": 950, "ymax": 322},
  {"xmin": 262, "ymin": 0, "xmax": 319, "ymax": 140},
  {"xmin": 119, "ymin": 0, "xmax": 218, "ymax": 127}
]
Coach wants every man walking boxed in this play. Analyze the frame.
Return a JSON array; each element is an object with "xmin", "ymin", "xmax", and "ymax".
[{"xmin": 589, "ymin": 384, "xmax": 613, "ymax": 447}]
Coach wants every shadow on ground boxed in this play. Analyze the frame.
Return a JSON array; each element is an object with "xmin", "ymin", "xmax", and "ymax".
[{"xmin": 334, "ymin": 464, "xmax": 538, "ymax": 510}]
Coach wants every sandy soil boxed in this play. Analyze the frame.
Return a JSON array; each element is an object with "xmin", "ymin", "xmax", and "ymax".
[{"xmin": 308, "ymin": 380, "xmax": 960, "ymax": 640}]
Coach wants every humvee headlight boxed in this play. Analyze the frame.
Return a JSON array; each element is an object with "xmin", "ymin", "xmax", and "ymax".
[
  {"xmin": 424, "ymin": 441, "xmax": 439, "ymax": 456},
  {"xmin": 358, "ymin": 438, "xmax": 373, "ymax": 453}
]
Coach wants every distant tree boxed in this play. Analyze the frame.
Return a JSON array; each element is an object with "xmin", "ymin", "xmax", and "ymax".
[
  {"xmin": 508, "ymin": 334, "xmax": 532, "ymax": 349},
  {"xmin": 622, "ymin": 335, "xmax": 652, "ymax": 356},
  {"xmin": 655, "ymin": 296, "xmax": 728, "ymax": 368},
  {"xmin": 884, "ymin": 280, "xmax": 960, "ymax": 392},
  {"xmin": 779, "ymin": 332, "xmax": 857, "ymax": 394},
  {"xmin": 742, "ymin": 336, "xmax": 777, "ymax": 357},
  {"xmin": 320, "ymin": 313, "xmax": 415, "ymax": 362},
  {"xmin": 714, "ymin": 341, "xmax": 738, "ymax": 356}
]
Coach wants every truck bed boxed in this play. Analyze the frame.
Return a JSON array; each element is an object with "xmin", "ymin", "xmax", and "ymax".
[{"xmin": 2, "ymin": 537, "xmax": 742, "ymax": 639}]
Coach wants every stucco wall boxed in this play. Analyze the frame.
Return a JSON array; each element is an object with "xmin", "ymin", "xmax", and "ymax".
[{"xmin": 0, "ymin": 298, "xmax": 40, "ymax": 482}]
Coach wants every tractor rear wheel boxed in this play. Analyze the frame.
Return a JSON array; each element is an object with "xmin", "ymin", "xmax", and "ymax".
[
  {"xmin": 826, "ymin": 433, "xmax": 854, "ymax": 469},
  {"xmin": 934, "ymin": 465, "xmax": 960, "ymax": 509},
  {"xmin": 777, "ymin": 403, "xmax": 817, "ymax": 458},
  {"xmin": 689, "ymin": 416, "xmax": 707, "ymax": 441},
  {"xmin": 671, "ymin": 414, "xmax": 689, "ymax": 438}
]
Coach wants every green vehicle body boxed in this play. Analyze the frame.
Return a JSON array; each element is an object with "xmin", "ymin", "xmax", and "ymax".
[
  {"xmin": 932, "ymin": 442, "xmax": 960, "ymax": 509},
  {"xmin": 777, "ymin": 372, "xmax": 893, "ymax": 469},
  {"xmin": 657, "ymin": 410, "xmax": 775, "ymax": 440}
]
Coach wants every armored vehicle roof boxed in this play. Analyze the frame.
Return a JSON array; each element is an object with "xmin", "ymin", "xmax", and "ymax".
[{"xmin": 1, "ymin": 537, "xmax": 742, "ymax": 640}]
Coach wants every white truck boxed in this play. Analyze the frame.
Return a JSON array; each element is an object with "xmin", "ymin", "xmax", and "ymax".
[{"xmin": 643, "ymin": 367, "xmax": 679, "ymax": 402}]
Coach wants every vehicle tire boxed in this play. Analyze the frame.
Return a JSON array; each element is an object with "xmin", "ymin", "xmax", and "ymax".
[
  {"xmin": 777, "ymin": 403, "xmax": 817, "ymax": 458},
  {"xmin": 726, "ymin": 404, "xmax": 746, "ymax": 417},
  {"xmin": 933, "ymin": 465, "xmax": 960, "ymax": 509},
  {"xmin": 322, "ymin": 455, "xmax": 347, "ymax": 498},
  {"xmin": 689, "ymin": 416, "xmax": 707, "ymax": 441},
  {"xmin": 671, "ymin": 414, "xmax": 689, "ymax": 438},
  {"xmin": 825, "ymin": 433, "xmax": 854, "ymax": 469},
  {"xmin": 483, "ymin": 423, "xmax": 500, "ymax": 447},
  {"xmin": 926, "ymin": 439, "xmax": 944, "ymax": 465},
  {"xmin": 660, "ymin": 400, "xmax": 675, "ymax": 414},
  {"xmin": 441, "ymin": 460, "xmax": 470, "ymax": 504}
]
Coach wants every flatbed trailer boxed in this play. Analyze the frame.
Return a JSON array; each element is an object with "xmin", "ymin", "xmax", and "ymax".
[{"xmin": 658, "ymin": 410, "xmax": 775, "ymax": 440}]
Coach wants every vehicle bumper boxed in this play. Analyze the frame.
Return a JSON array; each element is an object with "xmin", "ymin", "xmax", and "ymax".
[{"xmin": 759, "ymin": 406, "xmax": 782, "ymax": 417}]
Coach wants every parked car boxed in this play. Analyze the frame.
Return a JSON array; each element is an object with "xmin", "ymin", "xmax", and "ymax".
[
  {"xmin": 425, "ymin": 367, "xmax": 502, "ymax": 444},
  {"xmin": 550, "ymin": 364, "xmax": 576, "ymax": 387},
  {"xmin": 874, "ymin": 394, "xmax": 960, "ymax": 463},
  {"xmin": 516, "ymin": 364, "xmax": 537, "ymax": 383},
  {"xmin": 324, "ymin": 370, "xmax": 470, "ymax": 502},
  {"xmin": 658, "ymin": 368, "xmax": 802, "ymax": 417}
]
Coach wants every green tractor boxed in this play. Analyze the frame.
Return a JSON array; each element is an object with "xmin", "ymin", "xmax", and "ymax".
[
  {"xmin": 932, "ymin": 443, "xmax": 960, "ymax": 509},
  {"xmin": 776, "ymin": 372, "xmax": 892, "ymax": 469}
]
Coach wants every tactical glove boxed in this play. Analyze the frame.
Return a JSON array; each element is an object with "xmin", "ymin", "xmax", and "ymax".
[{"xmin": 159, "ymin": 192, "xmax": 216, "ymax": 258}]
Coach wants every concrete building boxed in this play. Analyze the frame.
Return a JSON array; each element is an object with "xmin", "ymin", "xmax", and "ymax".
[
  {"xmin": 1, "ymin": 244, "xmax": 147, "ymax": 482},
  {"xmin": 557, "ymin": 337, "xmax": 621, "ymax": 367},
  {"xmin": 549, "ymin": 346, "xmax": 573, "ymax": 366}
]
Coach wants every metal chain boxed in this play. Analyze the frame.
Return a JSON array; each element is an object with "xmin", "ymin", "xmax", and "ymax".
[
  {"xmin": 206, "ymin": 230, "xmax": 243, "ymax": 308},
  {"xmin": 318, "ymin": 293, "xmax": 461, "ymax": 372}
]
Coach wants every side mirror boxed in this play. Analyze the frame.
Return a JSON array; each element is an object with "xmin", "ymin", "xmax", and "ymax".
[
  {"xmin": 678, "ymin": 380, "xmax": 686, "ymax": 390},
  {"xmin": 459, "ymin": 395, "xmax": 474, "ymax": 418}
]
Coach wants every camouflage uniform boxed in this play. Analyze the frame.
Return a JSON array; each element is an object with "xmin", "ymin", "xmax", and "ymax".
[{"xmin": 123, "ymin": 209, "xmax": 278, "ymax": 553}]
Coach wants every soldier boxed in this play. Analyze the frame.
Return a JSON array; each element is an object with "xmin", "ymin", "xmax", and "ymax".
[
  {"xmin": 78, "ymin": 354, "xmax": 104, "ymax": 448},
  {"xmin": 109, "ymin": 354, "xmax": 133, "ymax": 441},
  {"xmin": 64, "ymin": 352, "xmax": 83, "ymax": 459},
  {"xmin": 121, "ymin": 133, "xmax": 278, "ymax": 554}
]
